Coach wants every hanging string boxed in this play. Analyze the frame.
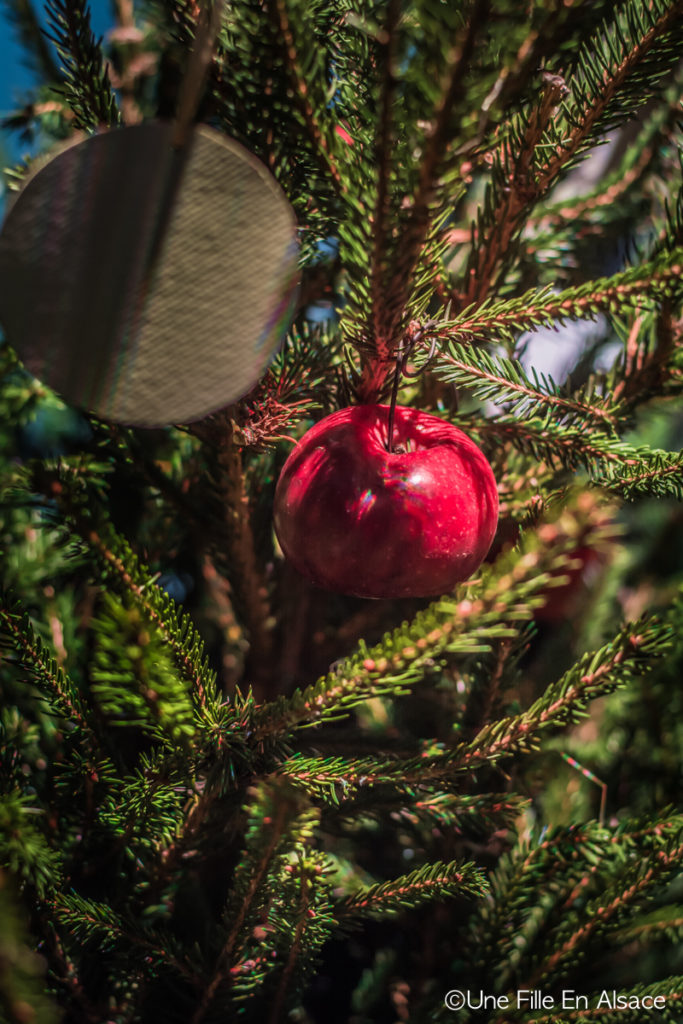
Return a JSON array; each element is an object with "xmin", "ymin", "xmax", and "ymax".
[{"xmin": 172, "ymin": 0, "xmax": 226, "ymax": 149}]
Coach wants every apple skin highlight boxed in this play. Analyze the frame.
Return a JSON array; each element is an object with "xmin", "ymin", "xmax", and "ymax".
[{"xmin": 273, "ymin": 404, "xmax": 499, "ymax": 599}]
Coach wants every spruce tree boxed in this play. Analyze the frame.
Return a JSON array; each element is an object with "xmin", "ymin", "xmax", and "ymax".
[{"xmin": 1, "ymin": 1, "xmax": 683, "ymax": 1022}]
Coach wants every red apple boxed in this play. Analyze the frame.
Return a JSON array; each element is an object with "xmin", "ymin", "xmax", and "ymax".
[{"xmin": 273, "ymin": 404, "xmax": 499, "ymax": 599}]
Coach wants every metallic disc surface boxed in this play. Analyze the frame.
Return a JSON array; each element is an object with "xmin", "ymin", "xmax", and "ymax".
[{"xmin": 0, "ymin": 122, "xmax": 299, "ymax": 426}]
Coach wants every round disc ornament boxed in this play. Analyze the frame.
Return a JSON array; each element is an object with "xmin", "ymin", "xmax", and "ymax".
[{"xmin": 0, "ymin": 122, "xmax": 299, "ymax": 426}]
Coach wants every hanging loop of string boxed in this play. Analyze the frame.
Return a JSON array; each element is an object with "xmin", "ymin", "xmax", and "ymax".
[{"xmin": 385, "ymin": 319, "xmax": 439, "ymax": 453}]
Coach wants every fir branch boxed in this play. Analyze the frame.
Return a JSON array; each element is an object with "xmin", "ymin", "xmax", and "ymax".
[
  {"xmin": 614, "ymin": 811, "xmax": 683, "ymax": 850},
  {"xmin": 476, "ymin": 812, "xmax": 683, "ymax": 1001},
  {"xmin": 458, "ymin": 0, "xmax": 683, "ymax": 307},
  {"xmin": 0, "ymin": 594, "xmax": 94, "ymax": 742},
  {"xmin": 267, "ymin": 853, "xmax": 334, "ymax": 1024},
  {"xmin": 358, "ymin": 0, "xmax": 490, "ymax": 400},
  {"xmin": 280, "ymin": 752, "xmax": 414, "ymax": 804},
  {"xmin": 44, "ymin": 0, "xmax": 120, "ymax": 130},
  {"xmin": 463, "ymin": 636, "xmax": 516, "ymax": 736},
  {"xmin": 233, "ymin": 325, "xmax": 341, "ymax": 450},
  {"xmin": 192, "ymin": 781, "xmax": 314, "ymax": 1023},
  {"xmin": 474, "ymin": 817, "xmax": 683, "ymax": 1007},
  {"xmin": 535, "ymin": 0, "xmax": 683, "ymax": 198},
  {"xmin": 95, "ymin": 751, "xmax": 187, "ymax": 862},
  {"xmin": 31, "ymin": 464, "xmax": 221, "ymax": 726},
  {"xmin": 433, "ymin": 250, "xmax": 682, "ymax": 347},
  {"xmin": 337, "ymin": 789, "xmax": 528, "ymax": 838},
  {"xmin": 179, "ymin": 0, "xmax": 348, "ymax": 242},
  {"xmin": 409, "ymin": 791, "xmax": 527, "ymax": 835},
  {"xmin": 338, "ymin": 859, "xmax": 487, "ymax": 921},
  {"xmin": 141, "ymin": 778, "xmax": 218, "ymax": 905},
  {"xmin": 48, "ymin": 893, "xmax": 196, "ymax": 981},
  {"xmin": 189, "ymin": 415, "xmax": 274, "ymax": 689},
  {"xmin": 268, "ymin": 864, "xmax": 312, "ymax": 1024},
  {"xmin": 357, "ymin": 1, "xmax": 617, "ymax": 379},
  {"xmin": 282, "ymin": 613, "xmax": 672, "ymax": 800},
  {"xmin": 368, "ymin": 0, "xmax": 400, "ymax": 356},
  {"xmin": 525, "ymin": 83, "xmax": 682, "ymax": 241},
  {"xmin": 221, "ymin": 789, "xmax": 298, "ymax": 965},
  {"xmin": 650, "ymin": 145, "xmax": 683, "ymax": 257},
  {"xmin": 611, "ymin": 906, "xmax": 683, "ymax": 950},
  {"xmin": 611, "ymin": 305, "xmax": 683, "ymax": 411},
  {"xmin": 339, "ymin": 3, "xmax": 613, "ymax": 374},
  {"xmin": 137, "ymin": 690, "xmax": 264, "ymax": 902},
  {"xmin": 593, "ymin": 448, "xmax": 683, "ymax": 500},
  {"xmin": 533, "ymin": 144, "xmax": 653, "ymax": 234},
  {"xmin": 39, "ymin": 916, "xmax": 103, "ymax": 1023},
  {"xmin": 91, "ymin": 593, "xmax": 196, "ymax": 746},
  {"xmin": 255, "ymin": 535, "xmax": 581, "ymax": 740},
  {"xmin": 392, "ymin": 0, "xmax": 489, "ymax": 295},
  {"xmin": 84, "ymin": 522, "xmax": 220, "ymax": 718},
  {"xmin": 282, "ymin": 749, "xmax": 513, "ymax": 810},
  {"xmin": 211, "ymin": 846, "xmax": 335, "ymax": 1017},
  {"xmin": 0, "ymin": 791, "xmax": 62, "ymax": 897},
  {"xmin": 528, "ymin": 832, "xmax": 683, "ymax": 987},
  {"xmin": 468, "ymin": 822, "xmax": 611, "ymax": 989},
  {"xmin": 267, "ymin": 0, "xmax": 345, "ymax": 196},
  {"xmin": 482, "ymin": 813, "xmax": 683, "ymax": 998},
  {"xmin": 472, "ymin": 416, "xmax": 683, "ymax": 498},
  {"xmin": 432, "ymin": 342, "xmax": 620, "ymax": 432},
  {"xmin": 460, "ymin": 70, "xmax": 569, "ymax": 307},
  {"xmin": 457, "ymin": 615, "xmax": 671, "ymax": 769}
]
